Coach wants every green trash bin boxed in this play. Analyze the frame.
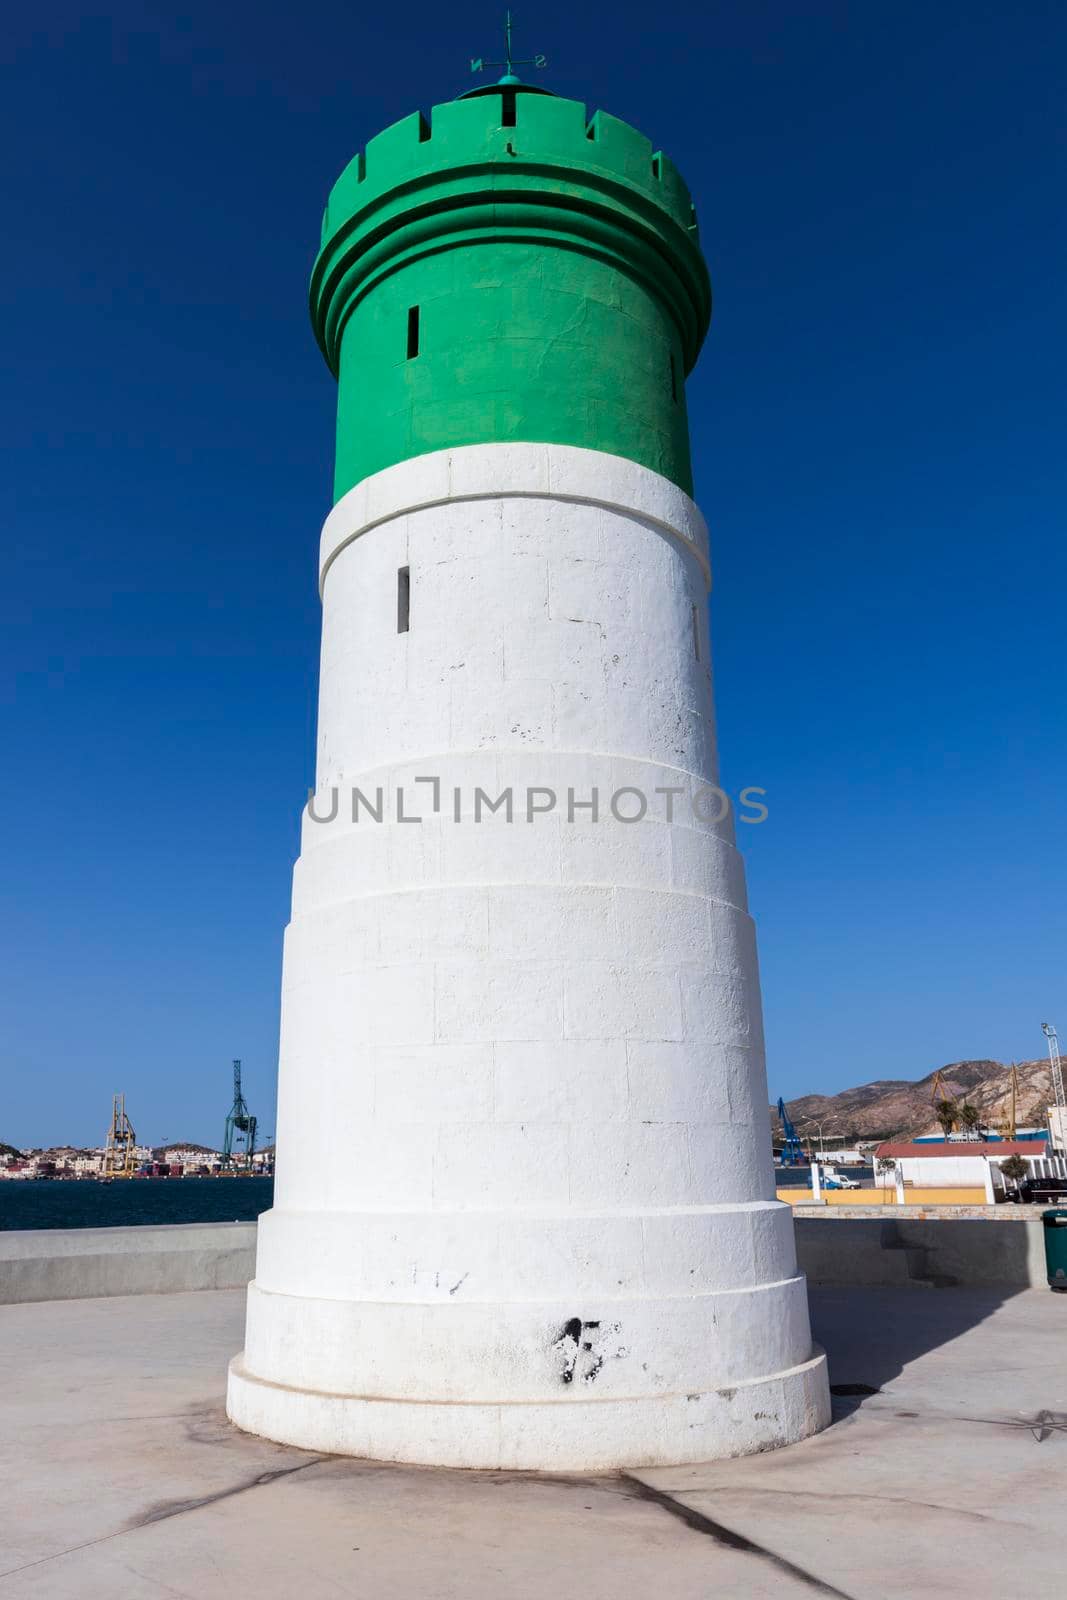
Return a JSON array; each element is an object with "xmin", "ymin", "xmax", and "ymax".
[{"xmin": 1042, "ymin": 1209, "xmax": 1067, "ymax": 1290}]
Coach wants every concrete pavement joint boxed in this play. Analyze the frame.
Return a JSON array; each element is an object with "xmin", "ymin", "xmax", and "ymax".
[
  {"xmin": 619, "ymin": 1475, "xmax": 860, "ymax": 1600},
  {"xmin": 133, "ymin": 1456, "xmax": 332, "ymax": 1527},
  {"xmin": 0, "ymin": 1457, "xmax": 328, "ymax": 1584}
]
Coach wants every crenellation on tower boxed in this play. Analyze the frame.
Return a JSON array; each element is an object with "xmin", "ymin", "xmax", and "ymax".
[
  {"xmin": 323, "ymin": 93, "xmax": 696, "ymax": 236},
  {"xmin": 312, "ymin": 89, "xmax": 709, "ymax": 499}
]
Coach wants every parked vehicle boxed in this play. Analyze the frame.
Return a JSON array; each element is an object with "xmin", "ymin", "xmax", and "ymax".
[
  {"xmin": 820, "ymin": 1164, "xmax": 861, "ymax": 1191},
  {"xmin": 1014, "ymin": 1176, "xmax": 1067, "ymax": 1205}
]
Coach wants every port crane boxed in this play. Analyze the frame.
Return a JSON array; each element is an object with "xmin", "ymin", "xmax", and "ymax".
[
  {"xmin": 929, "ymin": 1068, "xmax": 958, "ymax": 1134},
  {"xmin": 223, "ymin": 1059, "xmax": 257, "ymax": 1171},
  {"xmin": 776, "ymin": 1097, "xmax": 805, "ymax": 1165},
  {"xmin": 1042, "ymin": 1023, "xmax": 1065, "ymax": 1112},
  {"xmin": 1042, "ymin": 1024, "xmax": 1065, "ymax": 1154},
  {"xmin": 103, "ymin": 1093, "xmax": 137, "ymax": 1179},
  {"xmin": 999, "ymin": 1062, "xmax": 1019, "ymax": 1141}
]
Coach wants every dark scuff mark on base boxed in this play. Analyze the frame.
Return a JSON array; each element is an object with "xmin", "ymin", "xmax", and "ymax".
[
  {"xmin": 620, "ymin": 1477, "xmax": 860, "ymax": 1600},
  {"xmin": 582, "ymin": 1349, "xmax": 605, "ymax": 1383},
  {"xmin": 553, "ymin": 1318, "xmax": 608, "ymax": 1385}
]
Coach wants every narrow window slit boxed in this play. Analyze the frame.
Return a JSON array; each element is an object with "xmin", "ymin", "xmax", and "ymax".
[
  {"xmin": 670, "ymin": 352, "xmax": 678, "ymax": 403},
  {"xmin": 691, "ymin": 603, "xmax": 700, "ymax": 661},
  {"xmin": 406, "ymin": 305, "xmax": 420, "ymax": 359},
  {"xmin": 398, "ymin": 567, "xmax": 411, "ymax": 634},
  {"xmin": 501, "ymin": 89, "xmax": 516, "ymax": 127},
  {"xmin": 652, "ymin": 154, "xmax": 662, "ymax": 180}
]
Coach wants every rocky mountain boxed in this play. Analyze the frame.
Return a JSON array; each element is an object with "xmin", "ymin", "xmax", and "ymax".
[{"xmin": 776, "ymin": 1058, "xmax": 1054, "ymax": 1142}]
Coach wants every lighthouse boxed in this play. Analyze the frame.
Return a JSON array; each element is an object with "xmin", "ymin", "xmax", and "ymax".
[{"xmin": 227, "ymin": 61, "xmax": 830, "ymax": 1469}]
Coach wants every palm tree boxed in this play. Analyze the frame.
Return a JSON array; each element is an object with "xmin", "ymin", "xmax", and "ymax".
[
  {"xmin": 934, "ymin": 1098, "xmax": 958, "ymax": 1138},
  {"xmin": 958, "ymin": 1102, "xmax": 981, "ymax": 1138},
  {"xmin": 999, "ymin": 1153, "xmax": 1028, "ymax": 1200}
]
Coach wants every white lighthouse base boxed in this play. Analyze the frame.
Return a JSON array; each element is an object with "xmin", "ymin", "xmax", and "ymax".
[
  {"xmin": 227, "ymin": 1348, "xmax": 828, "ymax": 1472},
  {"xmin": 226, "ymin": 1198, "xmax": 829, "ymax": 1469}
]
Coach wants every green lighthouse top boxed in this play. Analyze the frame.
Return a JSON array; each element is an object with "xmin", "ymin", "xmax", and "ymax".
[{"xmin": 312, "ymin": 72, "xmax": 712, "ymax": 500}]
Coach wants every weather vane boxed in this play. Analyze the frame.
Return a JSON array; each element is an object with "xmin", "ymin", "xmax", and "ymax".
[{"xmin": 471, "ymin": 11, "xmax": 547, "ymax": 84}]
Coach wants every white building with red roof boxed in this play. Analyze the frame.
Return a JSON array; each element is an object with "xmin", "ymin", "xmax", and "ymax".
[{"xmin": 874, "ymin": 1140, "xmax": 1067, "ymax": 1198}]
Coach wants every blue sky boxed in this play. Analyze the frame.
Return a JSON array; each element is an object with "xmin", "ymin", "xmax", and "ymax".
[{"xmin": 3, "ymin": 2, "xmax": 1064, "ymax": 1147}]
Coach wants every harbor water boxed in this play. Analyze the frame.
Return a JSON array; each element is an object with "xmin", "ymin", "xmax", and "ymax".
[{"xmin": 0, "ymin": 1177, "xmax": 274, "ymax": 1231}]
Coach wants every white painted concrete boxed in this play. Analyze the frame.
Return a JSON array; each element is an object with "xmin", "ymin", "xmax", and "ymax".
[{"xmin": 228, "ymin": 441, "xmax": 829, "ymax": 1466}]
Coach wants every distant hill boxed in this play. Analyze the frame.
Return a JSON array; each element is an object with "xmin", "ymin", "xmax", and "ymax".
[{"xmin": 775, "ymin": 1058, "xmax": 1053, "ymax": 1142}]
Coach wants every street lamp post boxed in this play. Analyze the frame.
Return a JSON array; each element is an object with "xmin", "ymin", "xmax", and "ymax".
[{"xmin": 809, "ymin": 1122, "xmax": 824, "ymax": 1154}]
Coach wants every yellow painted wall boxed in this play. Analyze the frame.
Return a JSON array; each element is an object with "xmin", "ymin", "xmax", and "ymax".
[{"xmin": 775, "ymin": 1187, "xmax": 988, "ymax": 1207}]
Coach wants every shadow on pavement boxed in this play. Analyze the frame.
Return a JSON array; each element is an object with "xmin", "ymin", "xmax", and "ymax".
[{"xmin": 809, "ymin": 1276, "xmax": 1033, "ymax": 1419}]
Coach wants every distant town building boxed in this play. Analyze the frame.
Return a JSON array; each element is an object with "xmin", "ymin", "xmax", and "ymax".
[
  {"xmin": 0, "ymin": 1141, "xmax": 218, "ymax": 1178},
  {"xmin": 2, "ymin": 1147, "xmax": 106, "ymax": 1178},
  {"xmin": 161, "ymin": 1144, "xmax": 222, "ymax": 1173},
  {"xmin": 69, "ymin": 1150, "xmax": 105, "ymax": 1176}
]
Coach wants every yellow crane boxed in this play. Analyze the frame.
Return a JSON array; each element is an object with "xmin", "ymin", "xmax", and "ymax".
[
  {"xmin": 930, "ymin": 1069, "xmax": 957, "ymax": 1133},
  {"xmin": 103, "ymin": 1093, "xmax": 137, "ymax": 1179}
]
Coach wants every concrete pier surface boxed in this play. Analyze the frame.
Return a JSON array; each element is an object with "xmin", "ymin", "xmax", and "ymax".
[{"xmin": 1, "ymin": 1284, "xmax": 1063, "ymax": 1597}]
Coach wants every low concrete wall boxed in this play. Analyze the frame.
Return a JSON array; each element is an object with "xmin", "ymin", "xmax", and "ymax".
[
  {"xmin": 0, "ymin": 1212, "xmax": 1051, "ymax": 1304},
  {"xmin": 794, "ymin": 1213, "xmax": 1048, "ymax": 1289},
  {"xmin": 0, "ymin": 1223, "xmax": 257, "ymax": 1305}
]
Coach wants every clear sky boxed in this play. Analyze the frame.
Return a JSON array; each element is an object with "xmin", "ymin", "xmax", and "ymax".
[{"xmin": 3, "ymin": 1, "xmax": 1064, "ymax": 1148}]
